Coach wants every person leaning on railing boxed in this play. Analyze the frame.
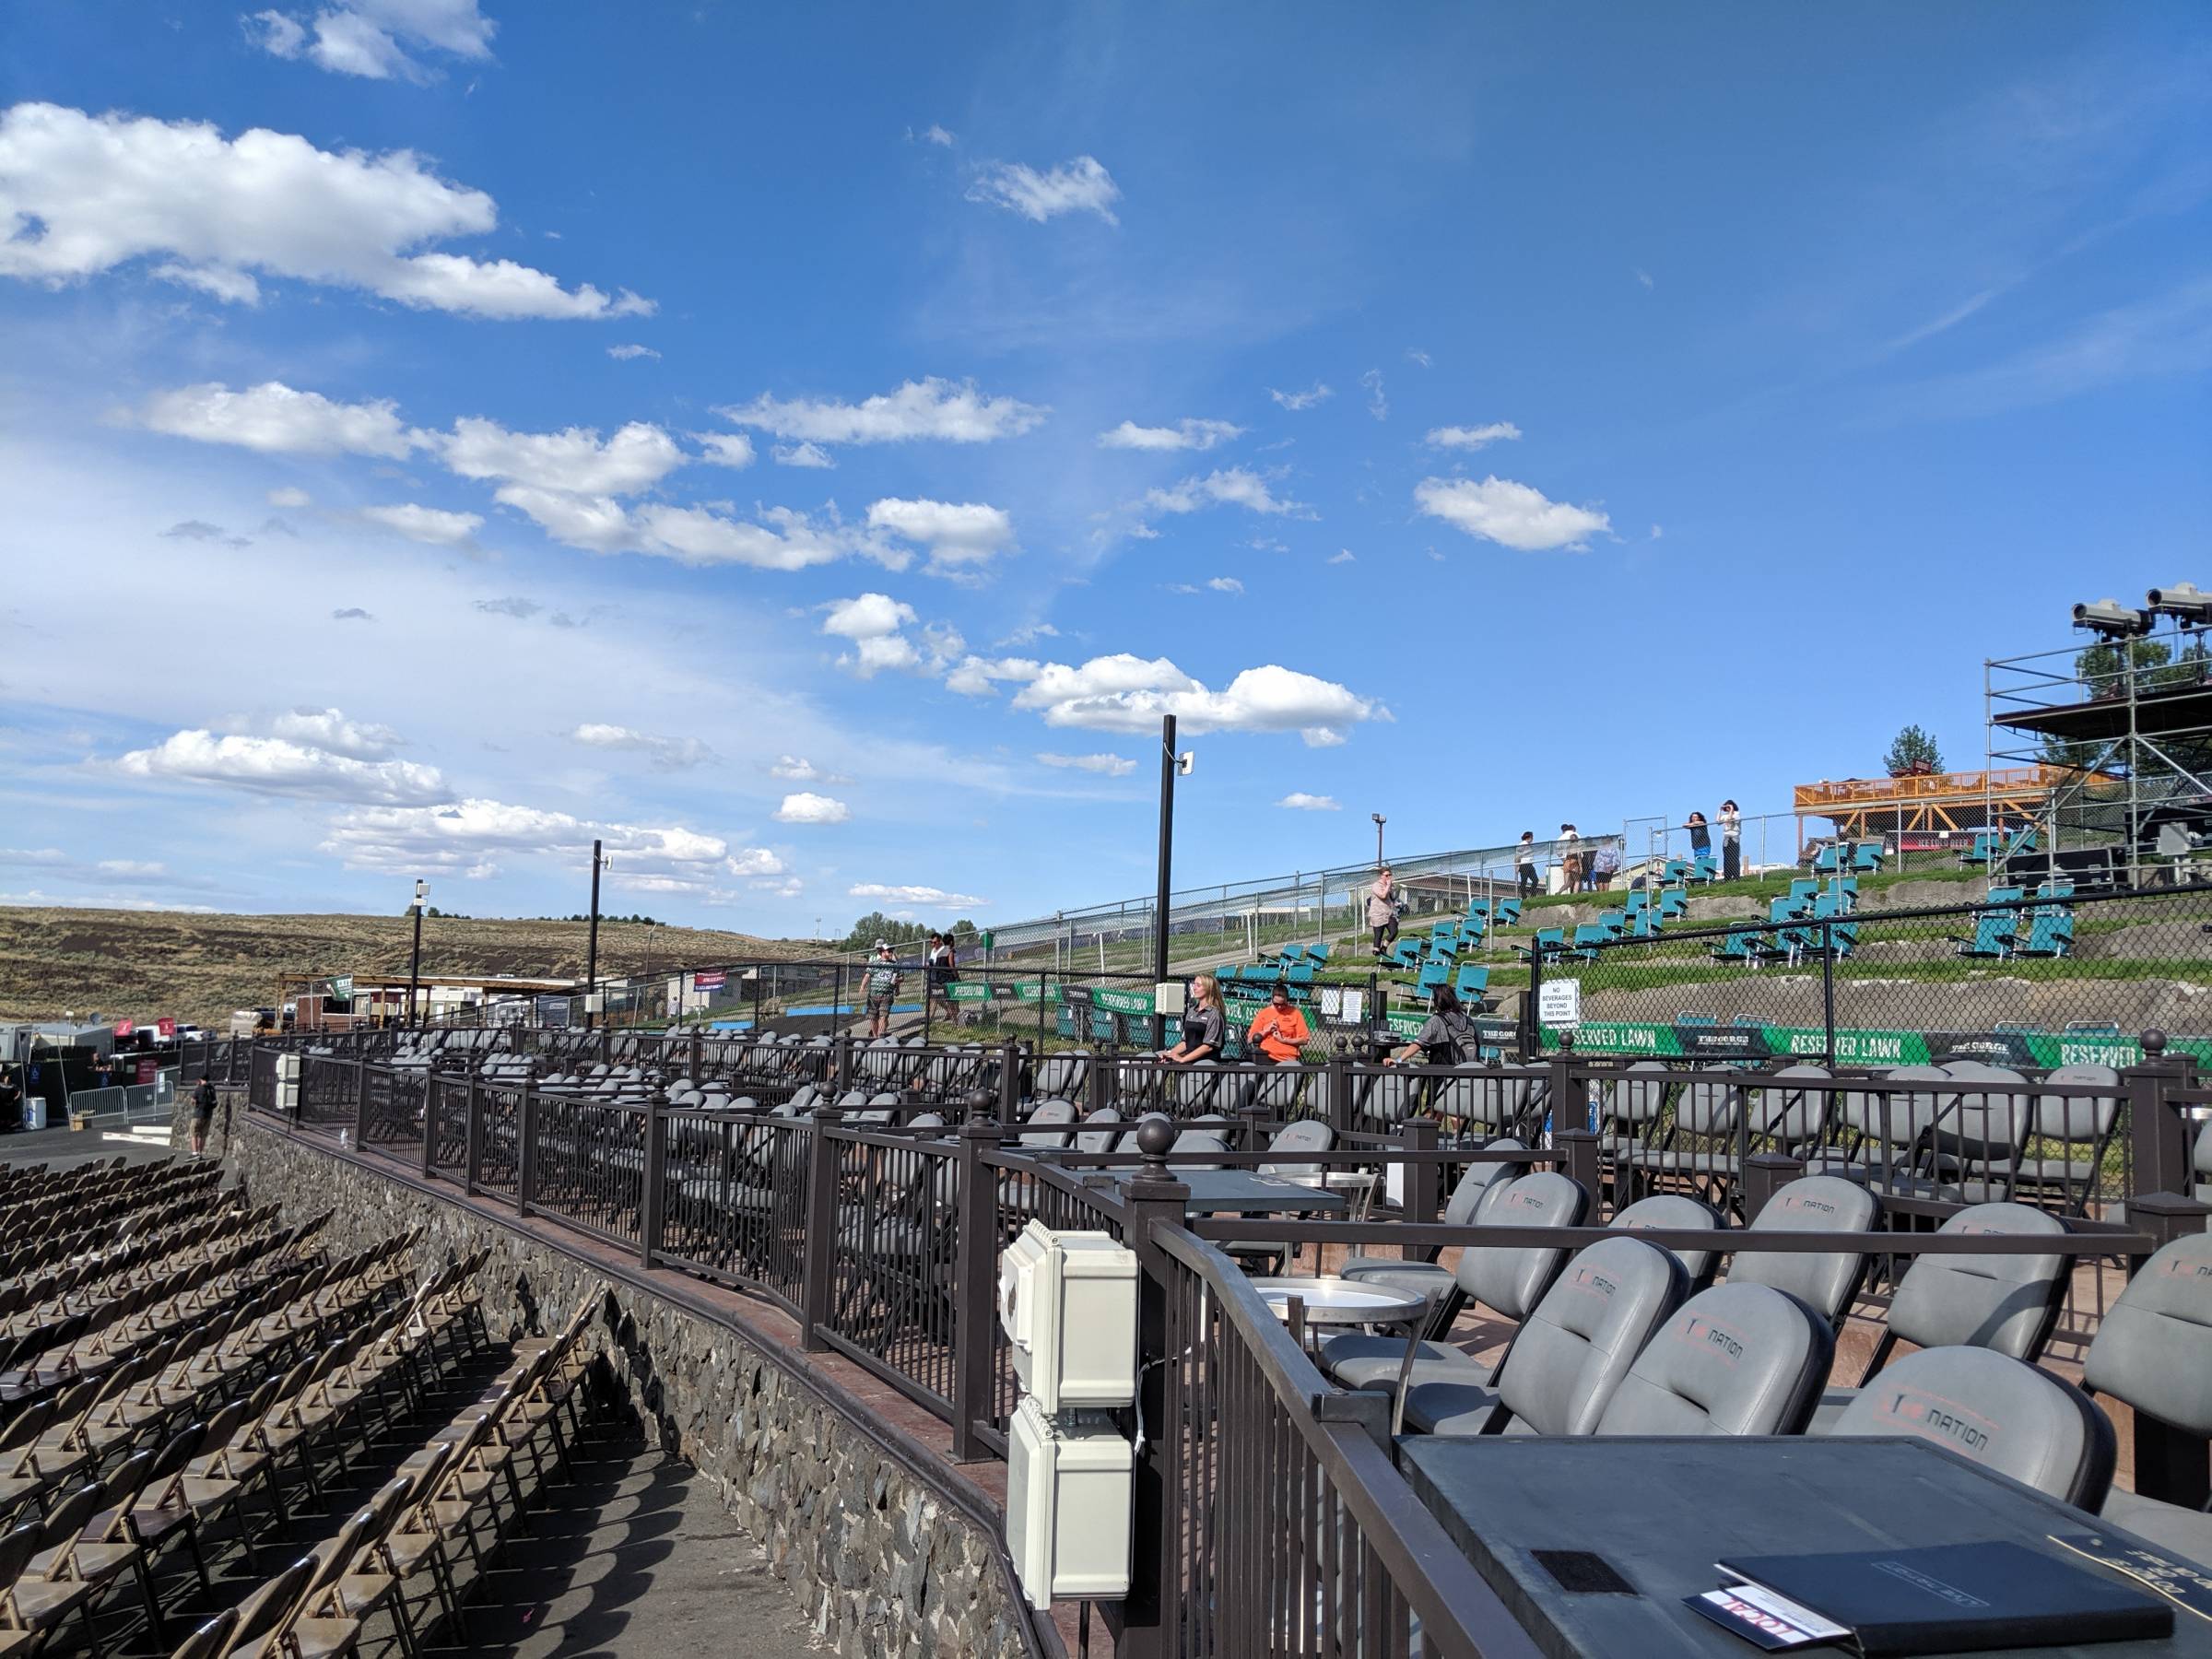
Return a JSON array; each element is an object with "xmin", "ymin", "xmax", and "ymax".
[
  {"xmin": 1245, "ymin": 982, "xmax": 1312, "ymax": 1065},
  {"xmin": 1385, "ymin": 983, "xmax": 1477, "ymax": 1065},
  {"xmin": 1159, "ymin": 973, "xmax": 1227, "ymax": 1064}
]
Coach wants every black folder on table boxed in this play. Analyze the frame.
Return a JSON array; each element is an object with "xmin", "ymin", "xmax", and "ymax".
[{"xmin": 1713, "ymin": 1540, "xmax": 2171, "ymax": 1655}]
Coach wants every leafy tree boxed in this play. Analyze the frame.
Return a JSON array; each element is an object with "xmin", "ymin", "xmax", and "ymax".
[{"xmin": 1883, "ymin": 724, "xmax": 1944, "ymax": 777}]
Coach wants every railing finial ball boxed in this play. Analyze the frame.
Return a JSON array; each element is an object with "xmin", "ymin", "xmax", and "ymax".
[{"xmin": 2143, "ymin": 1029, "xmax": 2168, "ymax": 1056}]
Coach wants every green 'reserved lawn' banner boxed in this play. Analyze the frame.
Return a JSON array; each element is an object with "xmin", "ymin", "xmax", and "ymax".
[{"xmin": 1539, "ymin": 1020, "xmax": 2183, "ymax": 1068}]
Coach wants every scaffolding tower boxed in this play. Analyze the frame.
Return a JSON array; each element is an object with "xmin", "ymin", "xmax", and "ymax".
[{"xmin": 1985, "ymin": 610, "xmax": 2212, "ymax": 889}]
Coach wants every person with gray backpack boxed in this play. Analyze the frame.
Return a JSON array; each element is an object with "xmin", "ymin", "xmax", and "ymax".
[{"xmin": 1385, "ymin": 983, "xmax": 1480, "ymax": 1066}]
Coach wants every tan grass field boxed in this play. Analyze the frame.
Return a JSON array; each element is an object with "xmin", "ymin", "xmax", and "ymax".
[{"xmin": 0, "ymin": 907, "xmax": 813, "ymax": 1028}]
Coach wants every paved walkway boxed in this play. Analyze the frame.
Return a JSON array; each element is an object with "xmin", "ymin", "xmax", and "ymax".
[
  {"xmin": 0, "ymin": 1117, "xmax": 182, "ymax": 1171},
  {"xmin": 447, "ymin": 1431, "xmax": 824, "ymax": 1658}
]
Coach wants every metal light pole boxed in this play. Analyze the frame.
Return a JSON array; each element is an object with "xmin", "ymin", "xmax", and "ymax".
[
  {"xmin": 1151, "ymin": 714, "xmax": 1188, "ymax": 1049},
  {"xmin": 584, "ymin": 839, "xmax": 604, "ymax": 1031},
  {"xmin": 407, "ymin": 877, "xmax": 428, "ymax": 1029},
  {"xmin": 1371, "ymin": 812, "xmax": 1386, "ymax": 868}
]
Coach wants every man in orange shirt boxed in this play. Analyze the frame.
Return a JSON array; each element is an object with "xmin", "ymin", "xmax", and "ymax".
[{"xmin": 1245, "ymin": 982, "xmax": 1312, "ymax": 1065}]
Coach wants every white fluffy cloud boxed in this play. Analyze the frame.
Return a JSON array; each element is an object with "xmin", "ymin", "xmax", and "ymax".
[
  {"xmin": 1143, "ymin": 467, "xmax": 1306, "ymax": 519},
  {"xmin": 1268, "ymin": 382, "xmax": 1333, "ymax": 411},
  {"xmin": 769, "ymin": 755, "xmax": 848, "ymax": 783},
  {"xmin": 944, "ymin": 655, "xmax": 1042, "ymax": 697},
  {"xmin": 246, "ymin": 0, "xmax": 494, "ymax": 80},
  {"xmin": 772, "ymin": 441, "xmax": 834, "ymax": 468},
  {"xmin": 117, "ymin": 729, "xmax": 446, "ymax": 805},
  {"xmin": 820, "ymin": 593, "xmax": 923, "ymax": 676},
  {"xmin": 322, "ymin": 796, "xmax": 760, "ymax": 883},
  {"xmin": 0, "ymin": 103, "xmax": 648, "ymax": 319},
  {"xmin": 358, "ymin": 502, "xmax": 483, "ymax": 547},
  {"xmin": 1036, "ymin": 752, "xmax": 1135, "ymax": 776},
  {"xmin": 606, "ymin": 343, "xmax": 660, "ymax": 361},
  {"xmin": 1414, "ymin": 476, "xmax": 1612, "ymax": 551},
  {"xmin": 267, "ymin": 708, "xmax": 400, "ymax": 759},
  {"xmin": 775, "ymin": 792, "xmax": 851, "ymax": 825},
  {"xmin": 848, "ymin": 882, "xmax": 986, "ymax": 907},
  {"xmin": 569, "ymin": 724, "xmax": 712, "ymax": 771},
  {"xmin": 717, "ymin": 378, "xmax": 1046, "ymax": 444},
  {"xmin": 135, "ymin": 382, "xmax": 420, "ymax": 459},
  {"xmin": 820, "ymin": 593, "xmax": 916, "ymax": 641},
  {"xmin": 1011, "ymin": 655, "xmax": 1381, "ymax": 747},
  {"xmin": 1426, "ymin": 422, "xmax": 1523, "ymax": 450},
  {"xmin": 1096, "ymin": 418, "xmax": 1241, "ymax": 453},
  {"xmin": 865, "ymin": 498, "xmax": 1015, "ymax": 570},
  {"xmin": 1207, "ymin": 577, "xmax": 1244, "ymax": 595},
  {"xmin": 268, "ymin": 486, "xmax": 312, "ymax": 508},
  {"xmin": 692, "ymin": 431, "xmax": 755, "ymax": 468},
  {"xmin": 965, "ymin": 156, "xmax": 1120, "ymax": 224},
  {"xmin": 1277, "ymin": 793, "xmax": 1341, "ymax": 811},
  {"xmin": 440, "ymin": 417, "xmax": 684, "ymax": 495}
]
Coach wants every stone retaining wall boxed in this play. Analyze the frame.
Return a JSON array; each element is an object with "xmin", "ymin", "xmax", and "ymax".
[{"xmin": 226, "ymin": 1117, "xmax": 1031, "ymax": 1659}]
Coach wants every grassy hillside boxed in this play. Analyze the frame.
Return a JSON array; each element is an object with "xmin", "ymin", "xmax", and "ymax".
[{"xmin": 0, "ymin": 908, "xmax": 814, "ymax": 1028}]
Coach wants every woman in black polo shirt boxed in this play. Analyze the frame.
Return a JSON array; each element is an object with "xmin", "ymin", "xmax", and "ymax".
[{"xmin": 1158, "ymin": 974, "xmax": 1226, "ymax": 1063}]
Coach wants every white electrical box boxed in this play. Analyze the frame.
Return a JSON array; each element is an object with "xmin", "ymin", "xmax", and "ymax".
[
  {"xmin": 276, "ymin": 1053, "xmax": 300, "ymax": 1080},
  {"xmin": 1153, "ymin": 980, "xmax": 1187, "ymax": 1018},
  {"xmin": 998, "ymin": 1221, "xmax": 1138, "ymax": 1412},
  {"xmin": 1006, "ymin": 1398, "xmax": 1132, "ymax": 1608}
]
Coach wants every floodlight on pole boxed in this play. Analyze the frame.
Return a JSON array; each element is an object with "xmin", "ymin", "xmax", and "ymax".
[
  {"xmin": 1371, "ymin": 813, "xmax": 1386, "ymax": 868},
  {"xmin": 1151, "ymin": 715, "xmax": 1187, "ymax": 1049}
]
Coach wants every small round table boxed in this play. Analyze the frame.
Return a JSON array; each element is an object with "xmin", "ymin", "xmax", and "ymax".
[{"xmin": 1246, "ymin": 1276, "xmax": 1428, "ymax": 1355}]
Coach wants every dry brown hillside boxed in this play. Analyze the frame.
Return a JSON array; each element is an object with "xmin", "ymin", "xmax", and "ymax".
[{"xmin": 0, "ymin": 908, "xmax": 814, "ymax": 1027}]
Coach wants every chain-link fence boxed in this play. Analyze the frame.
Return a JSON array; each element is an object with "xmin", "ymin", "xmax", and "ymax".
[{"xmin": 1528, "ymin": 881, "xmax": 2212, "ymax": 1064}]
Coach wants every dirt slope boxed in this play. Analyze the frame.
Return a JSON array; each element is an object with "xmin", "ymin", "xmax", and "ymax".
[{"xmin": 0, "ymin": 908, "xmax": 814, "ymax": 1027}]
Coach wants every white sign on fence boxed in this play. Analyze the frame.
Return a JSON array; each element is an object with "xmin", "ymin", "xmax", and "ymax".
[{"xmin": 1537, "ymin": 979, "xmax": 1582, "ymax": 1030}]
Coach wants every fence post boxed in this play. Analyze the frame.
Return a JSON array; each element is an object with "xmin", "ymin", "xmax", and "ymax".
[
  {"xmin": 1556, "ymin": 1126, "xmax": 1601, "ymax": 1201},
  {"xmin": 1119, "ymin": 1120, "xmax": 1194, "ymax": 1659},
  {"xmin": 2124, "ymin": 1030, "xmax": 2194, "ymax": 1199},
  {"xmin": 1326, "ymin": 1042, "xmax": 1353, "ymax": 1136},
  {"xmin": 949, "ymin": 1113, "xmax": 1000, "ymax": 1462},
  {"xmin": 1523, "ymin": 944, "xmax": 1543, "ymax": 1062},
  {"xmin": 464, "ymin": 1075, "xmax": 482, "ymax": 1194},
  {"xmin": 420, "ymin": 1076, "xmax": 437, "ymax": 1178},
  {"xmin": 639, "ymin": 1087, "xmax": 667, "ymax": 1271},
  {"xmin": 799, "ymin": 1105, "xmax": 843, "ymax": 1352},
  {"xmin": 1085, "ymin": 1046, "xmax": 1112, "ymax": 1118},
  {"xmin": 833, "ymin": 1031, "xmax": 854, "ymax": 1097},
  {"xmin": 688, "ymin": 1026, "xmax": 703, "ymax": 1083},
  {"xmin": 516, "ymin": 1088, "xmax": 538, "ymax": 1219},
  {"xmin": 1819, "ymin": 920, "xmax": 1839, "ymax": 1064},
  {"xmin": 1402, "ymin": 1114, "xmax": 1439, "ymax": 1225},
  {"xmin": 999, "ymin": 1038, "xmax": 1021, "ymax": 1123},
  {"xmin": 352, "ymin": 1057, "xmax": 368, "ymax": 1148},
  {"xmin": 1743, "ymin": 1150, "xmax": 1805, "ymax": 1219},
  {"xmin": 1548, "ymin": 1034, "xmax": 1583, "ymax": 1139}
]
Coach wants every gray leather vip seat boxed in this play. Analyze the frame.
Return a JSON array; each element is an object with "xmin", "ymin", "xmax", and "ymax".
[
  {"xmin": 1829, "ymin": 1346, "xmax": 2115, "ymax": 1511},
  {"xmin": 1074, "ymin": 1108, "xmax": 1120, "ymax": 1155},
  {"xmin": 1256, "ymin": 1117, "xmax": 1335, "ymax": 1182},
  {"xmin": 2019, "ymin": 1064, "xmax": 2122, "ymax": 1209},
  {"xmin": 1015, "ymin": 1100, "xmax": 1078, "ymax": 1149},
  {"xmin": 1402, "ymin": 1235, "xmax": 1688, "ymax": 1435},
  {"xmin": 1337, "ymin": 1139, "xmax": 1525, "ymax": 1320},
  {"xmin": 1321, "ymin": 1171, "xmax": 1589, "ymax": 1393},
  {"xmin": 2087, "ymin": 1232, "xmax": 2212, "ymax": 1568},
  {"xmin": 1727, "ymin": 1175, "xmax": 1883, "ymax": 1328},
  {"xmin": 1807, "ymin": 1201, "xmax": 2068, "ymax": 1433},
  {"xmin": 1611, "ymin": 1192, "xmax": 1724, "ymax": 1292},
  {"xmin": 1594, "ymin": 1282, "xmax": 1834, "ymax": 1437}
]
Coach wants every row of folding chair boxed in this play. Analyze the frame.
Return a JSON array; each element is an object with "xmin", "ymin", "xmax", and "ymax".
[
  {"xmin": 0, "ymin": 1255, "xmax": 448, "ymax": 1655},
  {"xmin": 0, "ymin": 1208, "xmax": 306, "ymax": 1412},
  {"xmin": 0, "ymin": 1237, "xmax": 417, "ymax": 1531},
  {"xmin": 0, "ymin": 1197, "xmax": 290, "ymax": 1358},
  {"xmin": 169, "ymin": 1285, "xmax": 598, "ymax": 1658},
  {"xmin": 3, "ymin": 1167, "xmax": 228, "ymax": 1281}
]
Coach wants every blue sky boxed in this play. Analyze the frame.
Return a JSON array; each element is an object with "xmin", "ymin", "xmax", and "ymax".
[{"xmin": 2, "ymin": 2, "xmax": 2206, "ymax": 934}]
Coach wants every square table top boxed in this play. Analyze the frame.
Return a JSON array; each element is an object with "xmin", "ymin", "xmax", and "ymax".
[
  {"xmin": 1085, "ymin": 1168, "xmax": 1350, "ymax": 1216},
  {"xmin": 1398, "ymin": 1436, "xmax": 2191, "ymax": 1659}
]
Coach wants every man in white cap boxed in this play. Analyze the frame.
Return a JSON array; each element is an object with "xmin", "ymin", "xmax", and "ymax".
[{"xmin": 865, "ymin": 939, "xmax": 900, "ymax": 1038}]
